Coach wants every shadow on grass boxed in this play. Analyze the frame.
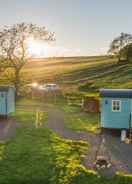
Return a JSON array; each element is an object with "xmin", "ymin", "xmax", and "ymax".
[
  {"xmin": 62, "ymin": 62, "xmax": 130, "ymax": 84},
  {"xmin": 60, "ymin": 61, "xmax": 132, "ymax": 91}
]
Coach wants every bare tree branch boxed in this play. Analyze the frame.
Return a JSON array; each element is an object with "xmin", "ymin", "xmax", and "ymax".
[{"xmin": 0, "ymin": 22, "xmax": 55, "ymax": 97}]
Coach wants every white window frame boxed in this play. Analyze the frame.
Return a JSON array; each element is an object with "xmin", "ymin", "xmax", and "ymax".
[{"xmin": 112, "ymin": 100, "xmax": 121, "ymax": 112}]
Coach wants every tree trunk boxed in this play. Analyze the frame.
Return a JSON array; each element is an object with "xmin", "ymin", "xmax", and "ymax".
[
  {"xmin": 127, "ymin": 55, "xmax": 129, "ymax": 62},
  {"xmin": 118, "ymin": 54, "xmax": 121, "ymax": 62},
  {"xmin": 14, "ymin": 68, "xmax": 21, "ymax": 99},
  {"xmin": 126, "ymin": 52, "xmax": 130, "ymax": 62}
]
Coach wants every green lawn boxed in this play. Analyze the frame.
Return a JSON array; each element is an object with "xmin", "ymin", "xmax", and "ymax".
[
  {"xmin": 64, "ymin": 112, "xmax": 99, "ymax": 133},
  {"xmin": 61, "ymin": 104, "xmax": 81, "ymax": 113},
  {"xmin": 16, "ymin": 98, "xmax": 41, "ymax": 106},
  {"xmin": 0, "ymin": 128, "xmax": 89, "ymax": 184},
  {"xmin": 0, "ymin": 107, "xmax": 130, "ymax": 183},
  {"xmin": 0, "ymin": 109, "xmax": 87, "ymax": 184}
]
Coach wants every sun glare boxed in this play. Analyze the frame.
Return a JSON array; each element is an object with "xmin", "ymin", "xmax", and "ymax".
[
  {"xmin": 27, "ymin": 37, "xmax": 80, "ymax": 58},
  {"xmin": 27, "ymin": 37, "xmax": 50, "ymax": 57}
]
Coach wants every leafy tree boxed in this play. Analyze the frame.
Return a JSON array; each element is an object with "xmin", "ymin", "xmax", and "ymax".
[
  {"xmin": 108, "ymin": 32, "xmax": 132, "ymax": 61},
  {"xmin": 0, "ymin": 23, "xmax": 55, "ymax": 97},
  {"xmin": 119, "ymin": 43, "xmax": 132, "ymax": 62}
]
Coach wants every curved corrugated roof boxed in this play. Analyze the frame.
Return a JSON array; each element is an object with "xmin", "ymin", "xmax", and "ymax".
[{"xmin": 100, "ymin": 89, "xmax": 132, "ymax": 98}]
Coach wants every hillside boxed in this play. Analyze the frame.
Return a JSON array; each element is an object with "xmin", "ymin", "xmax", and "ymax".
[{"xmin": 1, "ymin": 56, "xmax": 132, "ymax": 93}]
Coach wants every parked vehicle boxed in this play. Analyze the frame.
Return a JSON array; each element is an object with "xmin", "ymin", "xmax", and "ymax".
[
  {"xmin": 38, "ymin": 83, "xmax": 60, "ymax": 91},
  {"xmin": 27, "ymin": 82, "xmax": 39, "ymax": 89}
]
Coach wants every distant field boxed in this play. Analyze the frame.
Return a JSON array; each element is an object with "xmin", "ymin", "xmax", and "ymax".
[
  {"xmin": 23, "ymin": 56, "xmax": 116, "ymax": 92},
  {"xmin": 1, "ymin": 55, "xmax": 132, "ymax": 93}
]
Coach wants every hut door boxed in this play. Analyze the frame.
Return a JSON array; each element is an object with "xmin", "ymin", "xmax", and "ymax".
[
  {"xmin": 130, "ymin": 99, "xmax": 132, "ymax": 128},
  {"xmin": 0, "ymin": 93, "xmax": 6, "ymax": 114},
  {"xmin": 131, "ymin": 112, "xmax": 132, "ymax": 128}
]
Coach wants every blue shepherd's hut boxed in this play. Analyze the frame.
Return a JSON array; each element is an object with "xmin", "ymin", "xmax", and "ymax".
[
  {"xmin": 100, "ymin": 89, "xmax": 132, "ymax": 129},
  {"xmin": 0, "ymin": 86, "xmax": 15, "ymax": 115}
]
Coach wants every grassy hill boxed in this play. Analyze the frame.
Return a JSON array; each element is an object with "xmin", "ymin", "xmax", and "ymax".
[
  {"xmin": 1, "ymin": 55, "xmax": 132, "ymax": 93},
  {"xmin": 25, "ymin": 56, "xmax": 132, "ymax": 91}
]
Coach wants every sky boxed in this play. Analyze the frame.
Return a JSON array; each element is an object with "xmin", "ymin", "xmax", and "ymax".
[{"xmin": 0, "ymin": 0, "xmax": 132, "ymax": 56}]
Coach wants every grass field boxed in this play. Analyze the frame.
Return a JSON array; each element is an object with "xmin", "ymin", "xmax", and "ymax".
[
  {"xmin": 64, "ymin": 112, "xmax": 99, "ymax": 133},
  {"xmin": 0, "ymin": 109, "xmax": 88, "ymax": 184},
  {"xmin": 0, "ymin": 108, "xmax": 129, "ymax": 183},
  {"xmin": 1, "ymin": 55, "xmax": 132, "ymax": 95},
  {"xmin": 1, "ymin": 56, "xmax": 132, "ymax": 95},
  {"xmin": 21, "ymin": 56, "xmax": 132, "ymax": 92},
  {"xmin": 2, "ymin": 55, "xmax": 132, "ymax": 94}
]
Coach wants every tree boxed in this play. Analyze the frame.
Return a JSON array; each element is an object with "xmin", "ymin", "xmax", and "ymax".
[
  {"xmin": 0, "ymin": 23, "xmax": 55, "ymax": 97},
  {"xmin": 119, "ymin": 43, "xmax": 132, "ymax": 62},
  {"xmin": 108, "ymin": 32, "xmax": 132, "ymax": 62}
]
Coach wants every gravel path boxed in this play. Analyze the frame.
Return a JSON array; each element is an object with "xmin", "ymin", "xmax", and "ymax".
[
  {"xmin": 46, "ymin": 108, "xmax": 132, "ymax": 174},
  {"xmin": 46, "ymin": 109, "xmax": 103, "ymax": 169}
]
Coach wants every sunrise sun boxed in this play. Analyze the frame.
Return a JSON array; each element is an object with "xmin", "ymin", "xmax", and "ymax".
[{"xmin": 27, "ymin": 37, "xmax": 50, "ymax": 57}]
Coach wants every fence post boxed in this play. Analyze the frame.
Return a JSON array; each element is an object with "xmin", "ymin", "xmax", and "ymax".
[
  {"xmin": 35, "ymin": 109, "xmax": 44, "ymax": 128},
  {"xmin": 35, "ymin": 110, "xmax": 39, "ymax": 128}
]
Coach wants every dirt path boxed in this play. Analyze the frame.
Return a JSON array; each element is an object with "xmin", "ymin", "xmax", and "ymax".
[
  {"xmin": 104, "ymin": 133, "xmax": 132, "ymax": 173},
  {"xmin": 46, "ymin": 108, "xmax": 102, "ymax": 169},
  {"xmin": 46, "ymin": 108, "xmax": 132, "ymax": 174}
]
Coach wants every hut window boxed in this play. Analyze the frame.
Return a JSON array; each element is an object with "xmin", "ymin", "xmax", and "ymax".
[
  {"xmin": 105, "ymin": 100, "xmax": 108, "ymax": 104},
  {"xmin": 112, "ymin": 100, "xmax": 121, "ymax": 112}
]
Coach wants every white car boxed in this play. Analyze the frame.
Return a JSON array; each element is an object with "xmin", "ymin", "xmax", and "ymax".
[
  {"xmin": 38, "ymin": 84, "xmax": 60, "ymax": 91},
  {"xmin": 26, "ymin": 82, "xmax": 39, "ymax": 89}
]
